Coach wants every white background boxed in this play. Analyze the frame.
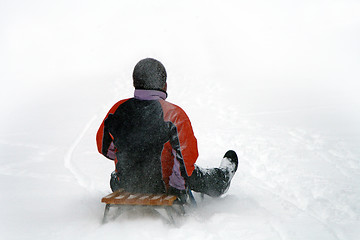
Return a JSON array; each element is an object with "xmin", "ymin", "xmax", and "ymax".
[{"xmin": 1, "ymin": 0, "xmax": 360, "ymax": 239}]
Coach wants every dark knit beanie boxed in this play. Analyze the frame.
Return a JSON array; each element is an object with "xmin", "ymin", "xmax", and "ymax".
[{"xmin": 133, "ymin": 58, "xmax": 167, "ymax": 91}]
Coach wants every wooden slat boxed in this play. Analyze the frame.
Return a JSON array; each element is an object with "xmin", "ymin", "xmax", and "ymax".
[
  {"xmin": 150, "ymin": 194, "xmax": 170, "ymax": 205},
  {"xmin": 162, "ymin": 195, "xmax": 178, "ymax": 205},
  {"xmin": 113, "ymin": 192, "xmax": 131, "ymax": 204},
  {"xmin": 101, "ymin": 189, "xmax": 125, "ymax": 203},
  {"xmin": 123, "ymin": 193, "xmax": 142, "ymax": 204},
  {"xmin": 101, "ymin": 190, "xmax": 177, "ymax": 206},
  {"xmin": 134, "ymin": 194, "xmax": 153, "ymax": 205}
]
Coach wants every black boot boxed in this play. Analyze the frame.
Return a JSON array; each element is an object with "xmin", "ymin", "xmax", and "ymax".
[
  {"xmin": 220, "ymin": 150, "xmax": 238, "ymax": 178},
  {"xmin": 218, "ymin": 150, "xmax": 238, "ymax": 194}
]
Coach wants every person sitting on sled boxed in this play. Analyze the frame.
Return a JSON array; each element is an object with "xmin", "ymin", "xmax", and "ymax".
[{"xmin": 96, "ymin": 58, "xmax": 238, "ymax": 198}]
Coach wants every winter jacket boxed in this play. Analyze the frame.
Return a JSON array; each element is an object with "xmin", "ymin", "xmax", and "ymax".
[{"xmin": 96, "ymin": 89, "xmax": 198, "ymax": 194}]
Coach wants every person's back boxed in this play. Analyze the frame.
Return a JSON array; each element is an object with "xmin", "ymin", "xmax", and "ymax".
[
  {"xmin": 97, "ymin": 58, "xmax": 238, "ymax": 198},
  {"xmin": 105, "ymin": 98, "xmax": 169, "ymax": 193}
]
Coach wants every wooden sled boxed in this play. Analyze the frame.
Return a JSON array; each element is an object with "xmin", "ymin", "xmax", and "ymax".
[{"xmin": 101, "ymin": 188, "xmax": 196, "ymax": 225}]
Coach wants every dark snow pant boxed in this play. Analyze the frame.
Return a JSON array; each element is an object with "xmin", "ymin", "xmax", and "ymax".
[
  {"xmin": 187, "ymin": 165, "xmax": 230, "ymax": 197},
  {"xmin": 110, "ymin": 165, "xmax": 231, "ymax": 198}
]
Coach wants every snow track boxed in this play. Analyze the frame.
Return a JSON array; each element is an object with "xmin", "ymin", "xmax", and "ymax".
[{"xmin": 64, "ymin": 115, "xmax": 98, "ymax": 189}]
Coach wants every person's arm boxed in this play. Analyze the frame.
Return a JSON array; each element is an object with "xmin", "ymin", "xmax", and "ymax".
[
  {"xmin": 163, "ymin": 102, "xmax": 198, "ymax": 176},
  {"xmin": 96, "ymin": 122, "xmax": 115, "ymax": 160},
  {"xmin": 96, "ymin": 99, "xmax": 129, "ymax": 160},
  {"xmin": 166, "ymin": 105, "xmax": 198, "ymax": 191}
]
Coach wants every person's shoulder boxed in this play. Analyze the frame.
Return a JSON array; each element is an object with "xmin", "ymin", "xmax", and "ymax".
[
  {"xmin": 108, "ymin": 98, "xmax": 132, "ymax": 113},
  {"xmin": 159, "ymin": 100, "xmax": 190, "ymax": 120},
  {"xmin": 160, "ymin": 99, "xmax": 184, "ymax": 112},
  {"xmin": 115, "ymin": 98, "xmax": 132, "ymax": 105}
]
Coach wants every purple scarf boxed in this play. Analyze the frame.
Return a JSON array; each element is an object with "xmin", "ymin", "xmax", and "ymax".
[{"xmin": 134, "ymin": 89, "xmax": 167, "ymax": 100}]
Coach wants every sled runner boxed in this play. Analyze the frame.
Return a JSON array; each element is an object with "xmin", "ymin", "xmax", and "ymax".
[{"xmin": 101, "ymin": 188, "xmax": 196, "ymax": 225}]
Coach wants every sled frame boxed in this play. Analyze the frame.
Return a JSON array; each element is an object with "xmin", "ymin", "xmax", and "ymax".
[{"xmin": 101, "ymin": 189, "xmax": 193, "ymax": 225}]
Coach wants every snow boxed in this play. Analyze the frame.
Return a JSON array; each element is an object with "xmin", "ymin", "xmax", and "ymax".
[{"xmin": 1, "ymin": 0, "xmax": 360, "ymax": 239}]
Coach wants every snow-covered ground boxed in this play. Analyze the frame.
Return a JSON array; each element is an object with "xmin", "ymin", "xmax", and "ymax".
[{"xmin": 1, "ymin": 0, "xmax": 360, "ymax": 239}]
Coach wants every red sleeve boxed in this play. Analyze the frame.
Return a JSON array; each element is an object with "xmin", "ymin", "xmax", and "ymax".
[
  {"xmin": 160, "ymin": 100, "xmax": 199, "ymax": 176},
  {"xmin": 96, "ymin": 99, "xmax": 130, "ymax": 158},
  {"xmin": 175, "ymin": 109, "xmax": 198, "ymax": 176}
]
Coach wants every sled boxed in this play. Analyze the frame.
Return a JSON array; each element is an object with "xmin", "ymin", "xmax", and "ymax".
[{"xmin": 101, "ymin": 188, "xmax": 196, "ymax": 225}]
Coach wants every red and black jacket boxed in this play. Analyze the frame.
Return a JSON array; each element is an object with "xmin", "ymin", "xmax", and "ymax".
[{"xmin": 96, "ymin": 90, "xmax": 198, "ymax": 194}]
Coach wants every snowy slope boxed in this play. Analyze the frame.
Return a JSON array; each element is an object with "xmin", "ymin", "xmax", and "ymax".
[{"xmin": 1, "ymin": 0, "xmax": 360, "ymax": 239}]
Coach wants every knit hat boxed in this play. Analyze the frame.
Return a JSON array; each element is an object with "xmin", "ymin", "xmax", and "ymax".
[{"xmin": 133, "ymin": 58, "xmax": 167, "ymax": 91}]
